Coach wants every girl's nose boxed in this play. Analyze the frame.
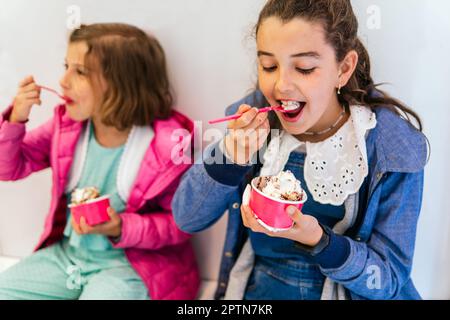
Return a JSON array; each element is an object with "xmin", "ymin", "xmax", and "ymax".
[
  {"xmin": 59, "ymin": 71, "xmax": 70, "ymax": 90},
  {"xmin": 275, "ymin": 71, "xmax": 295, "ymax": 94}
]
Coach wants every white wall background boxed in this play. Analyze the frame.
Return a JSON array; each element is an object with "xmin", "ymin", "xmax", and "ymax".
[{"xmin": 0, "ymin": 0, "xmax": 449, "ymax": 299}]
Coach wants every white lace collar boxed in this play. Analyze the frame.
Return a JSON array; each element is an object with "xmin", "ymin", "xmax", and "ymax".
[{"xmin": 260, "ymin": 105, "xmax": 377, "ymax": 206}]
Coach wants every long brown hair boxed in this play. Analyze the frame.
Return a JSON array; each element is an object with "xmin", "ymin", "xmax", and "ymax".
[
  {"xmin": 255, "ymin": 0, "xmax": 423, "ymax": 131},
  {"xmin": 70, "ymin": 23, "xmax": 173, "ymax": 131}
]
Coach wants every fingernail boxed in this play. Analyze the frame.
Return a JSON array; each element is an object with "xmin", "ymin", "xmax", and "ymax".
[{"xmin": 287, "ymin": 206, "xmax": 296, "ymax": 215}]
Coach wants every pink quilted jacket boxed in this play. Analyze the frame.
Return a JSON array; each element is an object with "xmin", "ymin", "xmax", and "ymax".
[{"xmin": 0, "ymin": 104, "xmax": 200, "ymax": 299}]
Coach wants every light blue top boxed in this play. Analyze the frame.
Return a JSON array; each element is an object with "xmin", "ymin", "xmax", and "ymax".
[{"xmin": 64, "ymin": 124, "xmax": 126, "ymax": 251}]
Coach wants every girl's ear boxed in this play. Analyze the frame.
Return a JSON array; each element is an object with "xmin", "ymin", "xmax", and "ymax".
[{"xmin": 338, "ymin": 50, "xmax": 358, "ymax": 88}]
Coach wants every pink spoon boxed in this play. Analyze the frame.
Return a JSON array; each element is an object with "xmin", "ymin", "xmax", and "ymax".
[
  {"xmin": 38, "ymin": 85, "xmax": 73, "ymax": 104},
  {"xmin": 208, "ymin": 106, "xmax": 286, "ymax": 124}
]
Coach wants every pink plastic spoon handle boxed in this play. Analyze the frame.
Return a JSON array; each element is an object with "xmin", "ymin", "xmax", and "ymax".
[
  {"xmin": 38, "ymin": 85, "xmax": 72, "ymax": 103},
  {"xmin": 208, "ymin": 106, "xmax": 283, "ymax": 124}
]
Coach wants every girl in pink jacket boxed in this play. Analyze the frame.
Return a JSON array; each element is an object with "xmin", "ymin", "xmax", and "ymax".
[{"xmin": 0, "ymin": 23, "xmax": 199, "ymax": 300}]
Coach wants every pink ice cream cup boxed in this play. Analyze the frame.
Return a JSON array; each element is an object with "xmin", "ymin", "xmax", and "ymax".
[
  {"xmin": 247, "ymin": 177, "xmax": 307, "ymax": 231},
  {"xmin": 69, "ymin": 195, "xmax": 111, "ymax": 226}
]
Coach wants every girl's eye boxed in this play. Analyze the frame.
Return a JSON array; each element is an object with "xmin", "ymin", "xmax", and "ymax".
[
  {"xmin": 63, "ymin": 63, "xmax": 68, "ymax": 70},
  {"xmin": 76, "ymin": 69, "xmax": 87, "ymax": 76},
  {"xmin": 296, "ymin": 67, "xmax": 316, "ymax": 75},
  {"xmin": 262, "ymin": 66, "xmax": 277, "ymax": 72}
]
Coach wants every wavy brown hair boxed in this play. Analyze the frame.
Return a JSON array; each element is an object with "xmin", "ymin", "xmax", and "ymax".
[
  {"xmin": 70, "ymin": 23, "xmax": 173, "ymax": 130},
  {"xmin": 255, "ymin": 0, "xmax": 423, "ymax": 131}
]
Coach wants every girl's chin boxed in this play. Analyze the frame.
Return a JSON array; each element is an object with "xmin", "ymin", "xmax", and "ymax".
[
  {"xmin": 276, "ymin": 114, "xmax": 307, "ymax": 135},
  {"xmin": 280, "ymin": 124, "xmax": 307, "ymax": 136},
  {"xmin": 66, "ymin": 111, "xmax": 88, "ymax": 122}
]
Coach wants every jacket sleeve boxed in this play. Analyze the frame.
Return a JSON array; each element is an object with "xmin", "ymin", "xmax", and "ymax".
[
  {"xmin": 319, "ymin": 170, "xmax": 424, "ymax": 299},
  {"xmin": 0, "ymin": 106, "xmax": 53, "ymax": 181},
  {"xmin": 172, "ymin": 91, "xmax": 266, "ymax": 233}
]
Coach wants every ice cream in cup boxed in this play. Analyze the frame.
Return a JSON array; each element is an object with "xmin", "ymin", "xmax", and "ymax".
[
  {"xmin": 242, "ymin": 170, "xmax": 307, "ymax": 232},
  {"xmin": 68, "ymin": 187, "xmax": 111, "ymax": 226}
]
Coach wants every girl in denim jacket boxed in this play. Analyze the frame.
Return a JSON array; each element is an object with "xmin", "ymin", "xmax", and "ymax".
[{"xmin": 173, "ymin": 0, "xmax": 427, "ymax": 300}]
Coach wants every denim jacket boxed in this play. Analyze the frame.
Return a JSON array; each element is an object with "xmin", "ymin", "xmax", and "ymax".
[{"xmin": 172, "ymin": 91, "xmax": 428, "ymax": 300}]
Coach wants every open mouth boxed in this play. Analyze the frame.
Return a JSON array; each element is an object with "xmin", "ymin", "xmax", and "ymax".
[{"xmin": 278, "ymin": 100, "xmax": 306, "ymax": 120}]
